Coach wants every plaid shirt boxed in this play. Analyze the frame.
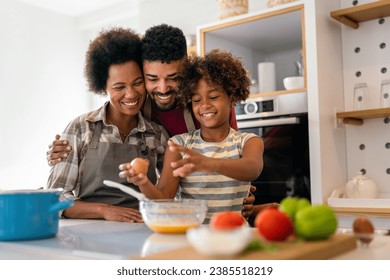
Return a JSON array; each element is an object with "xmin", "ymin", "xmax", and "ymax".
[{"xmin": 47, "ymin": 102, "xmax": 168, "ymax": 201}]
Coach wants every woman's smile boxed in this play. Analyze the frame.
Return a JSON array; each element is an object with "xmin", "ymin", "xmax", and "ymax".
[{"xmin": 121, "ymin": 98, "xmax": 141, "ymax": 108}]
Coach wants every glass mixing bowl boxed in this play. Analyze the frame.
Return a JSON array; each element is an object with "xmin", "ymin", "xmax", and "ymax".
[{"xmin": 140, "ymin": 199, "xmax": 208, "ymax": 234}]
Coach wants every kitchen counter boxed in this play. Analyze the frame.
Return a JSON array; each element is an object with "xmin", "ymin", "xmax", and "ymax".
[
  {"xmin": 0, "ymin": 219, "xmax": 187, "ymax": 260},
  {"xmin": 0, "ymin": 219, "xmax": 389, "ymax": 260}
]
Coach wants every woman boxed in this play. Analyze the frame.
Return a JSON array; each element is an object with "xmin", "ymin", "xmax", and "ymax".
[{"xmin": 47, "ymin": 27, "xmax": 168, "ymax": 222}]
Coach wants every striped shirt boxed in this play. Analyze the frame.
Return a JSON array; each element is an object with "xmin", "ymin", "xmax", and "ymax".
[
  {"xmin": 171, "ymin": 128, "xmax": 260, "ymax": 223},
  {"xmin": 47, "ymin": 101, "xmax": 169, "ymax": 201}
]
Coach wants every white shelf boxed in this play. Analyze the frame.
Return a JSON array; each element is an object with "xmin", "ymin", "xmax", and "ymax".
[
  {"xmin": 328, "ymin": 193, "xmax": 390, "ymax": 218},
  {"xmin": 328, "ymin": 194, "xmax": 390, "ymax": 208},
  {"xmin": 330, "ymin": 1, "xmax": 390, "ymax": 29}
]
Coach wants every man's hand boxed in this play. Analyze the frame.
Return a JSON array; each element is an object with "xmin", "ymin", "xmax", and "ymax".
[
  {"xmin": 242, "ymin": 185, "xmax": 256, "ymax": 219},
  {"xmin": 47, "ymin": 134, "xmax": 72, "ymax": 166},
  {"xmin": 252, "ymin": 202, "xmax": 279, "ymax": 217}
]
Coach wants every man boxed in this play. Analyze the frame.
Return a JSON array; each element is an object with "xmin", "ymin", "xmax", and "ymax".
[{"xmin": 47, "ymin": 24, "xmax": 254, "ymax": 217}]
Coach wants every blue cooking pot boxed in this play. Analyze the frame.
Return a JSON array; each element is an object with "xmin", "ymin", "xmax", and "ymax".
[{"xmin": 0, "ymin": 189, "xmax": 73, "ymax": 241}]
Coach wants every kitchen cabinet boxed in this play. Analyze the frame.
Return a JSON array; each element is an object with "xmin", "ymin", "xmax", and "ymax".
[{"xmin": 198, "ymin": 3, "xmax": 306, "ymax": 97}]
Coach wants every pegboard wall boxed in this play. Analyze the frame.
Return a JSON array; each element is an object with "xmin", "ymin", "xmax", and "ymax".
[{"xmin": 341, "ymin": 0, "xmax": 390, "ymax": 194}]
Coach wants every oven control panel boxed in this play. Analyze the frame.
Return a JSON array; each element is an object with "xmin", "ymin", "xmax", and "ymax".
[
  {"xmin": 235, "ymin": 99, "xmax": 274, "ymax": 115},
  {"xmin": 235, "ymin": 91, "xmax": 308, "ymax": 120}
]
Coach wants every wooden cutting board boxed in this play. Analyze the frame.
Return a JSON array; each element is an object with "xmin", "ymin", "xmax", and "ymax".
[{"xmin": 137, "ymin": 234, "xmax": 357, "ymax": 260}]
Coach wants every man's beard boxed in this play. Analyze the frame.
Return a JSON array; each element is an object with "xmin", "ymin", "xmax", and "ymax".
[{"xmin": 150, "ymin": 91, "xmax": 178, "ymax": 112}]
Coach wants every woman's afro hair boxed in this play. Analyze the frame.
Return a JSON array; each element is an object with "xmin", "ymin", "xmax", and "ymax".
[{"xmin": 84, "ymin": 27, "xmax": 142, "ymax": 95}]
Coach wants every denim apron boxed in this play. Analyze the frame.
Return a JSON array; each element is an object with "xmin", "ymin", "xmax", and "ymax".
[{"xmin": 78, "ymin": 121, "xmax": 157, "ymax": 209}]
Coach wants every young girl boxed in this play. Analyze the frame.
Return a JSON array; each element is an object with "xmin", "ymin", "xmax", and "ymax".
[{"xmin": 120, "ymin": 49, "xmax": 264, "ymax": 222}]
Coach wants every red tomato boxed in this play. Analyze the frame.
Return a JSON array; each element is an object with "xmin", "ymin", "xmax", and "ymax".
[
  {"xmin": 255, "ymin": 208, "xmax": 294, "ymax": 241},
  {"xmin": 210, "ymin": 211, "xmax": 245, "ymax": 230}
]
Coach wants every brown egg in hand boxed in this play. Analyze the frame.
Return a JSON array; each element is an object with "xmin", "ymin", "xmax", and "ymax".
[
  {"xmin": 353, "ymin": 216, "xmax": 374, "ymax": 244},
  {"xmin": 130, "ymin": 158, "xmax": 149, "ymax": 176}
]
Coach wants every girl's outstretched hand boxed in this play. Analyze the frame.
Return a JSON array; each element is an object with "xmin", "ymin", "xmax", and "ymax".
[{"xmin": 168, "ymin": 140, "xmax": 211, "ymax": 177}]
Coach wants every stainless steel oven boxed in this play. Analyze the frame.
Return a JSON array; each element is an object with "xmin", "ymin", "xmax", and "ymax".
[{"xmin": 236, "ymin": 92, "xmax": 311, "ymax": 209}]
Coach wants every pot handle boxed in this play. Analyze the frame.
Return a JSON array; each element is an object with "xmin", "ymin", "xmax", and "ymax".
[{"xmin": 49, "ymin": 200, "xmax": 74, "ymax": 213}]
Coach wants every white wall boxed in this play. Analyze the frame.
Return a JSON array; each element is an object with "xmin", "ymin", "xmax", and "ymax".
[
  {"xmin": 138, "ymin": 0, "xmax": 267, "ymax": 35},
  {"xmin": 0, "ymin": 0, "xmax": 268, "ymax": 190},
  {"xmin": 0, "ymin": 0, "xmax": 86, "ymax": 189}
]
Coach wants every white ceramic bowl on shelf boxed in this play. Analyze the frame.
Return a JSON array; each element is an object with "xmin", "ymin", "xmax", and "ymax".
[{"xmin": 283, "ymin": 76, "xmax": 304, "ymax": 90}]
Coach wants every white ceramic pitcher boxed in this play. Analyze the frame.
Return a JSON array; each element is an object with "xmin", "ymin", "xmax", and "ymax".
[{"xmin": 345, "ymin": 172, "xmax": 378, "ymax": 199}]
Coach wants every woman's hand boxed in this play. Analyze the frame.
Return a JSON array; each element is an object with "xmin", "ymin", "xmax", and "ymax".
[
  {"xmin": 63, "ymin": 201, "xmax": 143, "ymax": 223},
  {"xmin": 101, "ymin": 204, "xmax": 143, "ymax": 223},
  {"xmin": 47, "ymin": 134, "xmax": 72, "ymax": 166},
  {"xmin": 168, "ymin": 140, "xmax": 209, "ymax": 177}
]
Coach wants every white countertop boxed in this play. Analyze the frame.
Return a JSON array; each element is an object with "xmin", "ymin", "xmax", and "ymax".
[
  {"xmin": 0, "ymin": 219, "xmax": 187, "ymax": 260},
  {"xmin": 1, "ymin": 219, "xmax": 389, "ymax": 260}
]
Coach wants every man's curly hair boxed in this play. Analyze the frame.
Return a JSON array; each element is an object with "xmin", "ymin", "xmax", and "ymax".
[
  {"xmin": 176, "ymin": 49, "xmax": 250, "ymax": 109},
  {"xmin": 142, "ymin": 24, "xmax": 187, "ymax": 63},
  {"xmin": 84, "ymin": 27, "xmax": 142, "ymax": 95}
]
